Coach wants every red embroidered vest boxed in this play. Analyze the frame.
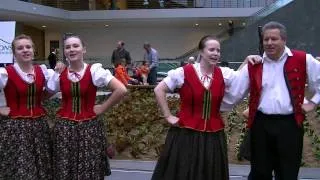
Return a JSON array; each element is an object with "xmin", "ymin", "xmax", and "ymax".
[
  {"xmin": 4, "ymin": 65, "xmax": 46, "ymax": 118},
  {"xmin": 248, "ymin": 50, "xmax": 306, "ymax": 128},
  {"xmin": 57, "ymin": 65, "xmax": 97, "ymax": 121},
  {"xmin": 177, "ymin": 64, "xmax": 225, "ymax": 132}
]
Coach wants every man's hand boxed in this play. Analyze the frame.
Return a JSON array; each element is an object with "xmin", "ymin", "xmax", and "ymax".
[
  {"xmin": 242, "ymin": 108, "xmax": 249, "ymax": 119},
  {"xmin": 301, "ymin": 101, "xmax": 316, "ymax": 113},
  {"xmin": 246, "ymin": 55, "xmax": 262, "ymax": 65},
  {"xmin": 0, "ymin": 107, "xmax": 10, "ymax": 116}
]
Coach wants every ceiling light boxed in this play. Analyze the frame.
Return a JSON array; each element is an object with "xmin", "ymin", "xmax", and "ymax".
[{"xmin": 41, "ymin": 25, "xmax": 46, "ymax": 28}]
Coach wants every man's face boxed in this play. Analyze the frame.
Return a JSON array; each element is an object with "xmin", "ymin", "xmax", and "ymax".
[
  {"xmin": 144, "ymin": 45, "xmax": 149, "ymax": 52},
  {"xmin": 117, "ymin": 41, "xmax": 122, "ymax": 49},
  {"xmin": 263, "ymin": 28, "xmax": 286, "ymax": 60}
]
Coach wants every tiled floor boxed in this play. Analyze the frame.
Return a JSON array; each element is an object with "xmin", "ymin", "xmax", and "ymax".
[{"xmin": 106, "ymin": 160, "xmax": 320, "ymax": 180}]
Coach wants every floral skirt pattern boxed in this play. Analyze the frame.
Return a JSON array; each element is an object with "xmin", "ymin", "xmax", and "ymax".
[
  {"xmin": 0, "ymin": 117, "xmax": 52, "ymax": 180},
  {"xmin": 151, "ymin": 127, "xmax": 229, "ymax": 180},
  {"xmin": 53, "ymin": 118, "xmax": 110, "ymax": 180}
]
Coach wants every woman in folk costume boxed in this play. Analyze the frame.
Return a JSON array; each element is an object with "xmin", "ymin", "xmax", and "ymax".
[
  {"xmin": 47, "ymin": 35, "xmax": 127, "ymax": 180},
  {"xmin": 152, "ymin": 35, "xmax": 261, "ymax": 180},
  {"xmin": 0, "ymin": 34, "xmax": 54, "ymax": 179}
]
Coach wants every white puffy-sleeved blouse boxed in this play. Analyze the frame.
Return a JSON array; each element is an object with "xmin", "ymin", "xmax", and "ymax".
[{"xmin": 46, "ymin": 63, "xmax": 114, "ymax": 93}]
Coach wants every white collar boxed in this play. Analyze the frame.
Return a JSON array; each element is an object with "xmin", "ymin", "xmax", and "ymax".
[
  {"xmin": 262, "ymin": 46, "xmax": 292, "ymax": 62},
  {"xmin": 13, "ymin": 63, "xmax": 33, "ymax": 76}
]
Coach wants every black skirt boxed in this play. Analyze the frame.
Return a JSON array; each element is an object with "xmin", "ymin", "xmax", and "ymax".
[
  {"xmin": 152, "ymin": 127, "xmax": 229, "ymax": 180},
  {"xmin": 52, "ymin": 118, "xmax": 110, "ymax": 180},
  {"xmin": 0, "ymin": 117, "xmax": 52, "ymax": 180}
]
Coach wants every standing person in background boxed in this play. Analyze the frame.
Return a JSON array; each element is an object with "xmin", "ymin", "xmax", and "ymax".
[
  {"xmin": 48, "ymin": 48, "xmax": 58, "ymax": 69},
  {"xmin": 48, "ymin": 35, "xmax": 127, "ymax": 179},
  {"xmin": 143, "ymin": 42, "xmax": 159, "ymax": 85},
  {"xmin": 0, "ymin": 34, "xmax": 54, "ymax": 179},
  {"xmin": 111, "ymin": 40, "xmax": 132, "ymax": 68},
  {"xmin": 152, "ymin": 35, "xmax": 262, "ymax": 180}
]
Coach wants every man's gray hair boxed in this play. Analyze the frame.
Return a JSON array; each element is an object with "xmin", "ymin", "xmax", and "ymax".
[
  {"xmin": 144, "ymin": 42, "xmax": 151, "ymax": 47},
  {"xmin": 262, "ymin": 21, "xmax": 287, "ymax": 40}
]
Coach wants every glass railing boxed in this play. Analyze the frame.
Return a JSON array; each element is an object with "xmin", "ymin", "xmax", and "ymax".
[
  {"xmin": 168, "ymin": 0, "xmax": 293, "ymax": 61},
  {"xmin": 20, "ymin": 0, "xmax": 277, "ymax": 11},
  {"xmin": 171, "ymin": 25, "xmax": 245, "ymax": 62},
  {"xmin": 245, "ymin": 0, "xmax": 294, "ymax": 26}
]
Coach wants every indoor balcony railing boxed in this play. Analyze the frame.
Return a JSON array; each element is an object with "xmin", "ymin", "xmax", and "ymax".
[{"xmin": 20, "ymin": 0, "xmax": 277, "ymax": 10}]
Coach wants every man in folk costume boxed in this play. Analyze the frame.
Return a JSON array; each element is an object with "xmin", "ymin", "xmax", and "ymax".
[
  {"xmin": 223, "ymin": 21, "xmax": 320, "ymax": 180},
  {"xmin": 248, "ymin": 21, "xmax": 320, "ymax": 180}
]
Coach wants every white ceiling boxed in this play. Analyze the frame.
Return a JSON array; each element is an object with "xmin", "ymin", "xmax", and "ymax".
[
  {"xmin": 0, "ymin": 11, "xmax": 245, "ymax": 30},
  {"xmin": 0, "ymin": 1, "xmax": 249, "ymax": 30}
]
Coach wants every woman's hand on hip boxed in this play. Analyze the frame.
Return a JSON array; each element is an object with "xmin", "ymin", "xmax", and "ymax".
[
  {"xmin": 166, "ymin": 115, "xmax": 179, "ymax": 126},
  {"xmin": 93, "ymin": 104, "xmax": 105, "ymax": 116}
]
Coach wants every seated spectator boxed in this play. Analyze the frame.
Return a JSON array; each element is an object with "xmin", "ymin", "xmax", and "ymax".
[
  {"xmin": 181, "ymin": 56, "xmax": 195, "ymax": 67},
  {"xmin": 180, "ymin": 60, "xmax": 187, "ymax": 67},
  {"xmin": 114, "ymin": 60, "xmax": 138, "ymax": 85},
  {"xmin": 132, "ymin": 66, "xmax": 143, "ymax": 84},
  {"xmin": 138, "ymin": 61, "xmax": 150, "ymax": 85},
  {"xmin": 187, "ymin": 56, "xmax": 195, "ymax": 64}
]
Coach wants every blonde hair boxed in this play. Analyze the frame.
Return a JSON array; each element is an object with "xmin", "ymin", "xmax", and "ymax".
[{"xmin": 11, "ymin": 34, "xmax": 34, "ymax": 55}]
